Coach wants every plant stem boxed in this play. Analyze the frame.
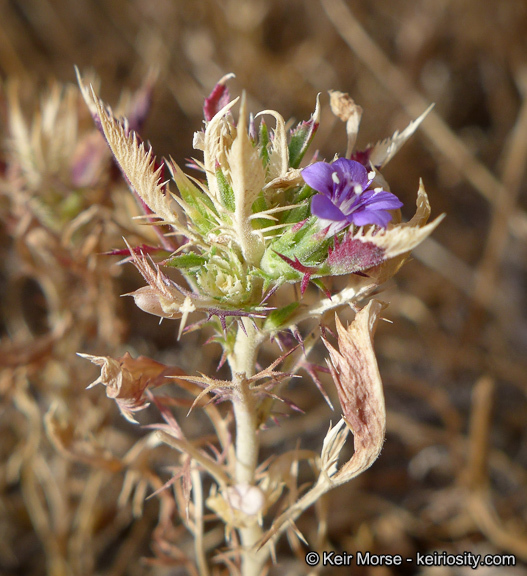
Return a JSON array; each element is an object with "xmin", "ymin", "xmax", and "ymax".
[
  {"xmin": 228, "ymin": 318, "xmax": 268, "ymax": 576},
  {"xmin": 233, "ymin": 373, "xmax": 258, "ymax": 484},
  {"xmin": 191, "ymin": 467, "xmax": 209, "ymax": 576}
]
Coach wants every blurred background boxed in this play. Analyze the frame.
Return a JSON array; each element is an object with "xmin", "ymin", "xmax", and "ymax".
[{"xmin": 1, "ymin": 0, "xmax": 527, "ymax": 574}]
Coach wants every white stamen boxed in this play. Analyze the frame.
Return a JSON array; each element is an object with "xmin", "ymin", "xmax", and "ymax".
[
  {"xmin": 332, "ymin": 171, "xmax": 340, "ymax": 184},
  {"xmin": 353, "ymin": 184, "xmax": 363, "ymax": 195},
  {"xmin": 374, "ymin": 187, "xmax": 383, "ymax": 193},
  {"xmin": 341, "ymin": 198, "xmax": 355, "ymax": 213},
  {"xmin": 368, "ymin": 170, "xmax": 376, "ymax": 180}
]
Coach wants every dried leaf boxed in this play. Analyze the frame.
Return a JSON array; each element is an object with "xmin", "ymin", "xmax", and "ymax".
[
  {"xmin": 352, "ymin": 180, "xmax": 444, "ymax": 260},
  {"xmin": 78, "ymin": 352, "xmax": 185, "ymax": 423},
  {"xmin": 44, "ymin": 403, "xmax": 122, "ymax": 472},
  {"xmin": 368, "ymin": 104, "xmax": 434, "ymax": 168},
  {"xmin": 227, "ymin": 95, "xmax": 266, "ymax": 263},
  {"xmin": 329, "ymin": 90, "xmax": 363, "ymax": 158},
  {"xmin": 256, "ymin": 108, "xmax": 289, "ymax": 180},
  {"xmin": 76, "ymin": 71, "xmax": 177, "ymax": 226},
  {"xmin": 199, "ymin": 96, "xmax": 239, "ymax": 201},
  {"xmin": 322, "ymin": 300, "xmax": 387, "ymax": 481},
  {"xmin": 258, "ymin": 300, "xmax": 388, "ymax": 549}
]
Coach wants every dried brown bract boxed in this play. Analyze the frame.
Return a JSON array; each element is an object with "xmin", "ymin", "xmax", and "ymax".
[
  {"xmin": 79, "ymin": 352, "xmax": 186, "ymax": 423},
  {"xmin": 322, "ymin": 300, "xmax": 387, "ymax": 481}
]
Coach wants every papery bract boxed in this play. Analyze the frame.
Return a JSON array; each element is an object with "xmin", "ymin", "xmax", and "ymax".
[
  {"xmin": 78, "ymin": 352, "xmax": 185, "ymax": 423},
  {"xmin": 322, "ymin": 300, "xmax": 387, "ymax": 478}
]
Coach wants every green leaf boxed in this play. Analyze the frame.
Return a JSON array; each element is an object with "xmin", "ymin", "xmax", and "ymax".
[
  {"xmin": 259, "ymin": 120, "xmax": 270, "ymax": 168},
  {"xmin": 250, "ymin": 193, "xmax": 270, "ymax": 229},
  {"xmin": 263, "ymin": 302, "xmax": 300, "ymax": 331},
  {"xmin": 178, "ymin": 183, "xmax": 216, "ymax": 215},
  {"xmin": 166, "ymin": 253, "xmax": 207, "ymax": 270},
  {"xmin": 270, "ymin": 217, "xmax": 319, "ymax": 255},
  {"xmin": 170, "ymin": 160, "xmax": 218, "ymax": 234},
  {"xmin": 260, "ymin": 217, "xmax": 332, "ymax": 281},
  {"xmin": 296, "ymin": 184, "xmax": 316, "ymax": 202},
  {"xmin": 288, "ymin": 113, "xmax": 319, "ymax": 169},
  {"xmin": 280, "ymin": 198, "xmax": 310, "ymax": 225},
  {"xmin": 216, "ymin": 168, "xmax": 235, "ymax": 211}
]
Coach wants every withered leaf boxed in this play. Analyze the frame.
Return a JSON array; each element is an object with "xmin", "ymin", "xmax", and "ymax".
[
  {"xmin": 79, "ymin": 352, "xmax": 185, "ymax": 423},
  {"xmin": 322, "ymin": 299, "xmax": 387, "ymax": 481}
]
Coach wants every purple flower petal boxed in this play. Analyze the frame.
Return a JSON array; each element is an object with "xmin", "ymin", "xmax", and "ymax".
[
  {"xmin": 302, "ymin": 162, "xmax": 335, "ymax": 197},
  {"xmin": 303, "ymin": 158, "xmax": 403, "ymax": 233},
  {"xmin": 351, "ymin": 207, "xmax": 393, "ymax": 227},
  {"xmin": 332, "ymin": 158, "xmax": 369, "ymax": 189},
  {"xmin": 359, "ymin": 190, "xmax": 403, "ymax": 211},
  {"xmin": 311, "ymin": 194, "xmax": 347, "ymax": 221}
]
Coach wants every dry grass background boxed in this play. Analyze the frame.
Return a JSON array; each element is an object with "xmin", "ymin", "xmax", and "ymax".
[{"xmin": 1, "ymin": 0, "xmax": 527, "ymax": 574}]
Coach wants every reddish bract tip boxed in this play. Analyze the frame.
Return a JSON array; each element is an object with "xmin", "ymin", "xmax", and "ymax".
[{"xmin": 203, "ymin": 75, "xmax": 234, "ymax": 121}]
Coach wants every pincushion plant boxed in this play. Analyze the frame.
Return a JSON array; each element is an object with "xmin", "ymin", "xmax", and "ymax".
[{"xmin": 77, "ymin": 71, "xmax": 442, "ymax": 575}]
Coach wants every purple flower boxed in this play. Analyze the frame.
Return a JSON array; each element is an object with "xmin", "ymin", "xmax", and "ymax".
[{"xmin": 302, "ymin": 158, "xmax": 403, "ymax": 234}]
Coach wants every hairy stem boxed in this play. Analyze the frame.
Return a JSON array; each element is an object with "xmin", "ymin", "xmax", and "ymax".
[
  {"xmin": 233, "ymin": 373, "xmax": 258, "ymax": 483},
  {"xmin": 191, "ymin": 467, "xmax": 209, "ymax": 576},
  {"xmin": 228, "ymin": 318, "xmax": 268, "ymax": 576}
]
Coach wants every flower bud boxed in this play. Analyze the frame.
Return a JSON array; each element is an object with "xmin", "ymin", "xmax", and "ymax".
[
  {"xmin": 225, "ymin": 483, "xmax": 265, "ymax": 517},
  {"xmin": 129, "ymin": 286, "xmax": 182, "ymax": 319}
]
